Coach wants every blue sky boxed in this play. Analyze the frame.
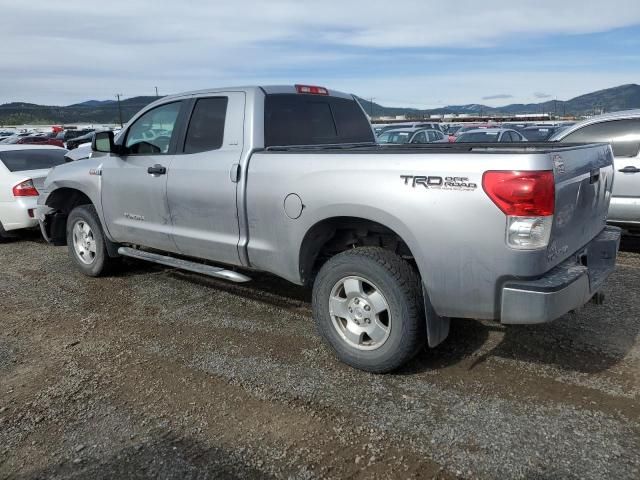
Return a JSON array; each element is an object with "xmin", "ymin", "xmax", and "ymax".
[{"xmin": 2, "ymin": 0, "xmax": 640, "ymax": 107}]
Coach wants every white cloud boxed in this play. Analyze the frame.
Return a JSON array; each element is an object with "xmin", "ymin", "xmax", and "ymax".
[{"xmin": 1, "ymin": 1, "xmax": 640, "ymax": 105}]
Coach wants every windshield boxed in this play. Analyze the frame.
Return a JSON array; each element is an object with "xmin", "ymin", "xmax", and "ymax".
[
  {"xmin": 523, "ymin": 128, "xmax": 554, "ymax": 142},
  {"xmin": 456, "ymin": 131, "xmax": 500, "ymax": 143},
  {"xmin": 455, "ymin": 125, "xmax": 483, "ymax": 135},
  {"xmin": 377, "ymin": 131, "xmax": 412, "ymax": 144},
  {"xmin": 0, "ymin": 149, "xmax": 67, "ymax": 172}
]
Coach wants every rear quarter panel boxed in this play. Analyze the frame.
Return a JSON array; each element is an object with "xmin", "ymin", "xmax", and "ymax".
[{"xmin": 246, "ymin": 150, "xmax": 563, "ymax": 319}]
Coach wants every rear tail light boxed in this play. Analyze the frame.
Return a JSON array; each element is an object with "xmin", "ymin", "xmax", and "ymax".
[
  {"xmin": 295, "ymin": 84, "xmax": 329, "ymax": 95},
  {"xmin": 482, "ymin": 170, "xmax": 555, "ymax": 250},
  {"xmin": 12, "ymin": 179, "xmax": 39, "ymax": 197}
]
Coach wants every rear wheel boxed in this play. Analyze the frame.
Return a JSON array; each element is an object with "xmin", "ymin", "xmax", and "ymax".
[
  {"xmin": 66, "ymin": 205, "xmax": 119, "ymax": 276},
  {"xmin": 312, "ymin": 247, "xmax": 425, "ymax": 373}
]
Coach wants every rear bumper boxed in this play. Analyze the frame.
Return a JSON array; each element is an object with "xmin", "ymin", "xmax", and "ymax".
[
  {"xmin": 0, "ymin": 198, "xmax": 39, "ymax": 232},
  {"xmin": 500, "ymin": 226, "xmax": 621, "ymax": 324}
]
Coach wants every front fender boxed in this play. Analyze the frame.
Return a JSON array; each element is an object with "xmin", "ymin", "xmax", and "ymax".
[{"xmin": 38, "ymin": 159, "xmax": 112, "ymax": 241}]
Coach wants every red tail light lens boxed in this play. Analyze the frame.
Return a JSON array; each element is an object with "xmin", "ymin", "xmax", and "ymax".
[
  {"xmin": 295, "ymin": 84, "xmax": 329, "ymax": 95},
  {"xmin": 482, "ymin": 170, "xmax": 555, "ymax": 216},
  {"xmin": 12, "ymin": 179, "xmax": 39, "ymax": 197}
]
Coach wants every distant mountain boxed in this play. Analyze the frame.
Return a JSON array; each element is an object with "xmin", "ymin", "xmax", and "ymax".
[
  {"xmin": 0, "ymin": 96, "xmax": 160, "ymax": 125},
  {"xmin": 69, "ymin": 99, "xmax": 116, "ymax": 107},
  {"xmin": 1, "ymin": 84, "xmax": 639, "ymax": 125},
  {"xmin": 357, "ymin": 84, "xmax": 640, "ymax": 118}
]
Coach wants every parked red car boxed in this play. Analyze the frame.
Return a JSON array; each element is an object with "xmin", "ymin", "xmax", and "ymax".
[{"xmin": 16, "ymin": 136, "xmax": 65, "ymax": 148}]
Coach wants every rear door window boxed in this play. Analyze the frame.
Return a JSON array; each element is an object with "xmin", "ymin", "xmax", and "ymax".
[
  {"xmin": 264, "ymin": 94, "xmax": 374, "ymax": 146},
  {"xmin": 183, "ymin": 97, "xmax": 229, "ymax": 154},
  {"xmin": 0, "ymin": 149, "xmax": 67, "ymax": 171},
  {"xmin": 561, "ymin": 119, "xmax": 640, "ymax": 157}
]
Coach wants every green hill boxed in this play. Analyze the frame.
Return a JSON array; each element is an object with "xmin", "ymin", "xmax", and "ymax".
[{"xmin": 2, "ymin": 84, "xmax": 640, "ymax": 125}]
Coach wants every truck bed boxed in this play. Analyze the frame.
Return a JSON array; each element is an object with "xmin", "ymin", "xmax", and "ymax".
[{"xmin": 263, "ymin": 142, "xmax": 601, "ymax": 154}]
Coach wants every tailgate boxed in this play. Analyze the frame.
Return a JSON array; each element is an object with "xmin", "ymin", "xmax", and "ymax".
[{"xmin": 547, "ymin": 144, "xmax": 614, "ymax": 267}]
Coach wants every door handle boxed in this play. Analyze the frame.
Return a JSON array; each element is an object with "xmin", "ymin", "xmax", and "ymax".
[
  {"xmin": 147, "ymin": 164, "xmax": 166, "ymax": 175},
  {"xmin": 618, "ymin": 165, "xmax": 640, "ymax": 174}
]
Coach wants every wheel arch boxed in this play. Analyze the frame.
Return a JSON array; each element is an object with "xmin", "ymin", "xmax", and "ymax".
[
  {"xmin": 298, "ymin": 213, "xmax": 450, "ymax": 349},
  {"xmin": 298, "ymin": 214, "xmax": 423, "ymax": 285},
  {"xmin": 42, "ymin": 186, "xmax": 118, "ymax": 256}
]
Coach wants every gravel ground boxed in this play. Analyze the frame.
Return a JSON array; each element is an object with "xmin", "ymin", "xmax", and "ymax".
[{"xmin": 1, "ymin": 232, "xmax": 639, "ymax": 479}]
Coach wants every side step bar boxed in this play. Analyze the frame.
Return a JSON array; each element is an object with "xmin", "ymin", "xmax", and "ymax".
[{"xmin": 117, "ymin": 247, "xmax": 251, "ymax": 283}]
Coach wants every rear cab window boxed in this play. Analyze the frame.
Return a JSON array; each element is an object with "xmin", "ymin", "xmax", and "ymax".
[
  {"xmin": 0, "ymin": 149, "xmax": 67, "ymax": 172},
  {"xmin": 264, "ymin": 94, "xmax": 374, "ymax": 147}
]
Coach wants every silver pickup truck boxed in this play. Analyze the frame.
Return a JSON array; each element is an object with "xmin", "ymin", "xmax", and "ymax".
[{"xmin": 37, "ymin": 85, "xmax": 621, "ymax": 373}]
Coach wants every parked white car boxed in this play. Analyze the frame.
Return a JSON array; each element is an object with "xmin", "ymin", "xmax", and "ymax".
[{"xmin": 0, "ymin": 145, "xmax": 67, "ymax": 239}]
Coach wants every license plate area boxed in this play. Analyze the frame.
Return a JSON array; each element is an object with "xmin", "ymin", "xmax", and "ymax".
[{"xmin": 585, "ymin": 227, "xmax": 621, "ymax": 292}]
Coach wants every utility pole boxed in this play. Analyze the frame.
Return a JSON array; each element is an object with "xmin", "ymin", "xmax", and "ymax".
[
  {"xmin": 155, "ymin": 86, "xmax": 159, "ymax": 97},
  {"xmin": 115, "ymin": 93, "xmax": 123, "ymax": 128}
]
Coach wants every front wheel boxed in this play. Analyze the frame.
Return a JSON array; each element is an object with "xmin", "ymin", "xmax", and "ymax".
[
  {"xmin": 312, "ymin": 247, "xmax": 426, "ymax": 373},
  {"xmin": 66, "ymin": 205, "xmax": 119, "ymax": 276}
]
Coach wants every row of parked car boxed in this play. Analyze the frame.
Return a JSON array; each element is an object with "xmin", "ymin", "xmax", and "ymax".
[
  {"xmin": 373, "ymin": 121, "xmax": 575, "ymax": 145},
  {"xmin": 2, "ymin": 126, "xmax": 125, "ymax": 147},
  {"xmin": 0, "ymin": 127, "xmax": 98, "ymax": 149},
  {"xmin": 0, "ymin": 108, "xmax": 638, "ymax": 243}
]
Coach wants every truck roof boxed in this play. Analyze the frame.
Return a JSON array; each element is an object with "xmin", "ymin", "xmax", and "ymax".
[{"xmin": 158, "ymin": 85, "xmax": 355, "ymax": 102}]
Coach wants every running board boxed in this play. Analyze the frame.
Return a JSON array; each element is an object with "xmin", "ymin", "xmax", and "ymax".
[{"xmin": 117, "ymin": 247, "xmax": 251, "ymax": 283}]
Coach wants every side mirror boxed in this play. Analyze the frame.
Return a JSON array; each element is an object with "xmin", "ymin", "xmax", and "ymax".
[{"xmin": 92, "ymin": 131, "xmax": 115, "ymax": 153}]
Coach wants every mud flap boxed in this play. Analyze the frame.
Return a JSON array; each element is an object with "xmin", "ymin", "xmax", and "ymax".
[{"xmin": 423, "ymin": 284, "xmax": 450, "ymax": 348}]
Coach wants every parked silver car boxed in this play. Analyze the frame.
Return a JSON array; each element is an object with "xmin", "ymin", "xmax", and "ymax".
[
  {"xmin": 550, "ymin": 110, "xmax": 640, "ymax": 232},
  {"xmin": 377, "ymin": 128, "xmax": 448, "ymax": 144},
  {"xmin": 456, "ymin": 128, "xmax": 527, "ymax": 143}
]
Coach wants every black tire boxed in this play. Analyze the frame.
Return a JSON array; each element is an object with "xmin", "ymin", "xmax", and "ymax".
[
  {"xmin": 66, "ymin": 204, "xmax": 119, "ymax": 276},
  {"xmin": 0, "ymin": 221, "xmax": 17, "ymax": 242},
  {"xmin": 312, "ymin": 247, "xmax": 426, "ymax": 373}
]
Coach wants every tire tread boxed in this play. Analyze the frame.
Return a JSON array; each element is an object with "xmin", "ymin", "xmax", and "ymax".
[{"xmin": 312, "ymin": 247, "xmax": 425, "ymax": 373}]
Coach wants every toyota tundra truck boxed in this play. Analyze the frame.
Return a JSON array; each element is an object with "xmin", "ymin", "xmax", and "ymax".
[{"xmin": 37, "ymin": 85, "xmax": 621, "ymax": 373}]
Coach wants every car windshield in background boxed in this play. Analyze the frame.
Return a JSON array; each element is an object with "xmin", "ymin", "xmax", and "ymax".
[
  {"xmin": 456, "ymin": 131, "xmax": 500, "ymax": 142},
  {"xmin": 523, "ymin": 128, "xmax": 555, "ymax": 141},
  {"xmin": 377, "ymin": 131, "xmax": 412, "ymax": 144},
  {"xmin": 264, "ymin": 94, "xmax": 375, "ymax": 147},
  {"xmin": 456, "ymin": 125, "xmax": 486, "ymax": 135},
  {"xmin": 0, "ymin": 149, "xmax": 67, "ymax": 171}
]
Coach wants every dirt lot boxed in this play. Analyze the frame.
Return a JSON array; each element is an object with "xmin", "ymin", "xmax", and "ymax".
[{"xmin": 1, "ymin": 232, "xmax": 639, "ymax": 480}]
